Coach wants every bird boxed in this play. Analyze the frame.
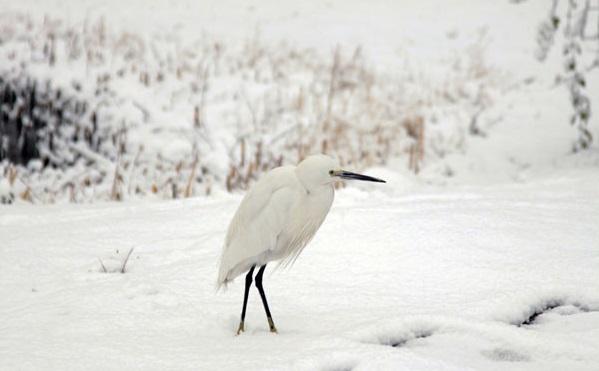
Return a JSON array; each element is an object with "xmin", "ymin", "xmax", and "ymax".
[{"xmin": 216, "ymin": 154, "xmax": 385, "ymax": 334}]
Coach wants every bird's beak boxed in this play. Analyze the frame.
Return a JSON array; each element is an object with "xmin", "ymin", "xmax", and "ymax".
[{"xmin": 333, "ymin": 170, "xmax": 386, "ymax": 183}]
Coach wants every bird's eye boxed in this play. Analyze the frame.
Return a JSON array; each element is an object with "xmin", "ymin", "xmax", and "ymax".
[{"xmin": 328, "ymin": 170, "xmax": 334, "ymax": 176}]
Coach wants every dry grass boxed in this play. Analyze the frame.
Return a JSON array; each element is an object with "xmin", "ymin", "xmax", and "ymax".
[
  {"xmin": 0, "ymin": 13, "xmax": 499, "ymax": 203},
  {"xmin": 98, "ymin": 247, "xmax": 135, "ymax": 274}
]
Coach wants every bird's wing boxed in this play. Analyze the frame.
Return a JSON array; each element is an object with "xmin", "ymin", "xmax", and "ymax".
[{"xmin": 217, "ymin": 166, "xmax": 299, "ymax": 287}]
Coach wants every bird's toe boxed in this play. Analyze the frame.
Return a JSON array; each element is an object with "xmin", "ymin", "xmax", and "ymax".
[
  {"xmin": 236, "ymin": 321, "xmax": 245, "ymax": 335},
  {"xmin": 267, "ymin": 317, "xmax": 277, "ymax": 333}
]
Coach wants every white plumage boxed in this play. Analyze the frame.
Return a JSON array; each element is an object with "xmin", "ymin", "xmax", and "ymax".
[
  {"xmin": 216, "ymin": 154, "xmax": 385, "ymax": 334},
  {"xmin": 217, "ymin": 155, "xmax": 336, "ymax": 288}
]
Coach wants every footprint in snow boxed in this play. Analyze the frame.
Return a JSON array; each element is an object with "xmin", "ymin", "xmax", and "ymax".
[
  {"xmin": 509, "ymin": 297, "xmax": 594, "ymax": 327},
  {"xmin": 360, "ymin": 321, "xmax": 438, "ymax": 349},
  {"xmin": 385, "ymin": 328, "xmax": 435, "ymax": 348},
  {"xmin": 481, "ymin": 347, "xmax": 531, "ymax": 362}
]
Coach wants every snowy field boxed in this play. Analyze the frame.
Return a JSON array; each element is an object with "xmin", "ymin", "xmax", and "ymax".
[
  {"xmin": 2, "ymin": 0, "xmax": 599, "ymax": 370},
  {"xmin": 2, "ymin": 170, "xmax": 599, "ymax": 370}
]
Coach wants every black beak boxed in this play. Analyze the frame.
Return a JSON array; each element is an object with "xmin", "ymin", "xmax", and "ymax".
[{"xmin": 338, "ymin": 171, "xmax": 386, "ymax": 183}]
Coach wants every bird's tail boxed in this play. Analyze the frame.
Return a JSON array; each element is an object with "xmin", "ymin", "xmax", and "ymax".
[
  {"xmin": 215, "ymin": 260, "xmax": 230, "ymax": 292},
  {"xmin": 215, "ymin": 279, "xmax": 228, "ymax": 292}
]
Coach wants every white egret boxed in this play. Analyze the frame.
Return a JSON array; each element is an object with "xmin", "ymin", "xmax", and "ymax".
[{"xmin": 217, "ymin": 154, "xmax": 385, "ymax": 334}]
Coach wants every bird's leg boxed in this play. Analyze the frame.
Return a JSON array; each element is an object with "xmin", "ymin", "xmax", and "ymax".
[
  {"xmin": 255, "ymin": 264, "xmax": 277, "ymax": 333},
  {"xmin": 237, "ymin": 265, "xmax": 255, "ymax": 335}
]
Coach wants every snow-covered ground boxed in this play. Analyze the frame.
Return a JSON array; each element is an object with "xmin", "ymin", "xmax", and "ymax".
[
  {"xmin": 1, "ymin": 170, "xmax": 599, "ymax": 370},
  {"xmin": 2, "ymin": 0, "xmax": 599, "ymax": 369}
]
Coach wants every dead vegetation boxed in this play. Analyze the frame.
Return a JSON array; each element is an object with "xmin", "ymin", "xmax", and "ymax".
[
  {"xmin": 0, "ymin": 13, "xmax": 498, "ymax": 203},
  {"xmin": 98, "ymin": 247, "xmax": 135, "ymax": 274}
]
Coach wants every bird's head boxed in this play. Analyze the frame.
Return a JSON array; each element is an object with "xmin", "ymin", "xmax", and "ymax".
[{"xmin": 296, "ymin": 154, "xmax": 386, "ymax": 191}]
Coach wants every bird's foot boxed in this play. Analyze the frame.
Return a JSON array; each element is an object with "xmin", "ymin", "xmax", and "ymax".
[
  {"xmin": 236, "ymin": 321, "xmax": 245, "ymax": 335},
  {"xmin": 267, "ymin": 317, "xmax": 278, "ymax": 334}
]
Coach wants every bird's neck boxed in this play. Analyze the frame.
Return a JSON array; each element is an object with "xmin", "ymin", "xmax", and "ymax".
[
  {"xmin": 304, "ymin": 183, "xmax": 334, "ymax": 196},
  {"xmin": 303, "ymin": 184, "xmax": 334, "ymax": 212}
]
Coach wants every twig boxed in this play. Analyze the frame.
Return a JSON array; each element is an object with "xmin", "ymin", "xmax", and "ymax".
[
  {"xmin": 127, "ymin": 145, "xmax": 144, "ymax": 195},
  {"xmin": 184, "ymin": 151, "xmax": 199, "ymax": 197},
  {"xmin": 120, "ymin": 247, "xmax": 135, "ymax": 274},
  {"xmin": 98, "ymin": 258, "xmax": 108, "ymax": 273}
]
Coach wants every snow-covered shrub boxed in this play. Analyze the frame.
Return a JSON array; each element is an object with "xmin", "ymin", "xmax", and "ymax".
[{"xmin": 0, "ymin": 75, "xmax": 97, "ymax": 167}]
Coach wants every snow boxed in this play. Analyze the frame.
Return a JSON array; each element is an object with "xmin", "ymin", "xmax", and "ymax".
[
  {"xmin": 1, "ymin": 170, "xmax": 598, "ymax": 370},
  {"xmin": 2, "ymin": 0, "xmax": 599, "ymax": 369}
]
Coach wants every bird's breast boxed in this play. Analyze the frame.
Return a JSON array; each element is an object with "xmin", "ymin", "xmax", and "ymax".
[{"xmin": 275, "ymin": 186, "xmax": 334, "ymax": 252}]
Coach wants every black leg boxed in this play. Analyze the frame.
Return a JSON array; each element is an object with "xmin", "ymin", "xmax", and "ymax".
[
  {"xmin": 237, "ymin": 265, "xmax": 255, "ymax": 335},
  {"xmin": 255, "ymin": 264, "xmax": 277, "ymax": 333}
]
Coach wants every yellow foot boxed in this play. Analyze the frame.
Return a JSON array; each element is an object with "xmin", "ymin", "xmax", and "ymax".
[
  {"xmin": 236, "ymin": 321, "xmax": 245, "ymax": 335},
  {"xmin": 267, "ymin": 317, "xmax": 278, "ymax": 334}
]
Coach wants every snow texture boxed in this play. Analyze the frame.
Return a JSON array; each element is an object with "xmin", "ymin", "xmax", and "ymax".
[
  {"xmin": 1, "ymin": 0, "xmax": 599, "ymax": 370},
  {"xmin": 1, "ymin": 171, "xmax": 599, "ymax": 370}
]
